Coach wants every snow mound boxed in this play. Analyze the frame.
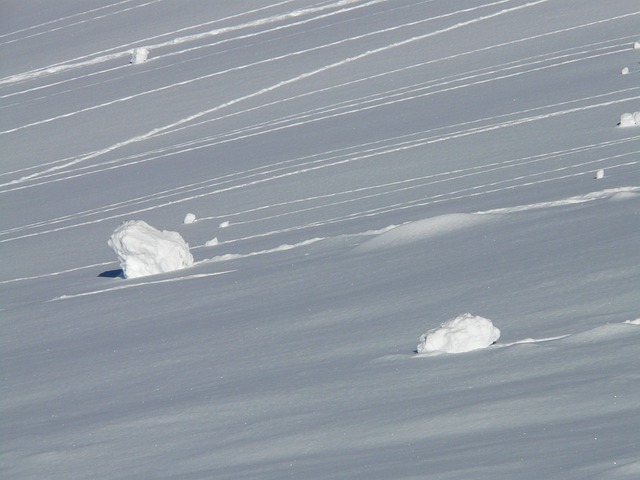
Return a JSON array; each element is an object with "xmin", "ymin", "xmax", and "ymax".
[
  {"xmin": 205, "ymin": 237, "xmax": 219, "ymax": 247},
  {"xmin": 354, "ymin": 214, "xmax": 491, "ymax": 252},
  {"xmin": 130, "ymin": 47, "xmax": 149, "ymax": 64},
  {"xmin": 623, "ymin": 318, "xmax": 640, "ymax": 325},
  {"xmin": 108, "ymin": 220, "xmax": 194, "ymax": 279},
  {"xmin": 417, "ymin": 313, "xmax": 501, "ymax": 354},
  {"xmin": 619, "ymin": 112, "xmax": 640, "ymax": 127}
]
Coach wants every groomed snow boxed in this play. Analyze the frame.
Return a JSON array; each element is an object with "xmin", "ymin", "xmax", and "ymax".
[
  {"xmin": 417, "ymin": 313, "xmax": 501, "ymax": 354},
  {"xmin": 108, "ymin": 220, "xmax": 194, "ymax": 279}
]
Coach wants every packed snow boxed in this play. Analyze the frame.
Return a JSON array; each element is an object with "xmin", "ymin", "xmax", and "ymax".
[
  {"xmin": 108, "ymin": 220, "xmax": 194, "ymax": 279},
  {"xmin": 2, "ymin": 1, "xmax": 640, "ymax": 479},
  {"xmin": 183, "ymin": 212, "xmax": 197, "ymax": 224},
  {"xmin": 619, "ymin": 112, "xmax": 640, "ymax": 127},
  {"xmin": 417, "ymin": 313, "xmax": 501, "ymax": 354},
  {"xmin": 130, "ymin": 47, "xmax": 149, "ymax": 64}
]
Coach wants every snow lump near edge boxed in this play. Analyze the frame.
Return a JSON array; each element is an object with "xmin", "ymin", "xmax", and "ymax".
[
  {"xmin": 108, "ymin": 220, "xmax": 194, "ymax": 279},
  {"xmin": 417, "ymin": 313, "xmax": 501, "ymax": 354}
]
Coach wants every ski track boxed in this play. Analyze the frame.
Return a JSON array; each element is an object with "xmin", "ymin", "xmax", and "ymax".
[
  {"xmin": 1, "ymin": 0, "xmax": 550, "ymax": 183},
  {"xmin": 49, "ymin": 270, "xmax": 236, "ymax": 301},
  {"xmin": 2, "ymin": 0, "xmax": 639, "ymax": 284},
  {"xmin": 1, "ymin": 96, "xmax": 639, "ymax": 243},
  {"xmin": 1, "ymin": 24, "xmax": 637, "ymax": 188}
]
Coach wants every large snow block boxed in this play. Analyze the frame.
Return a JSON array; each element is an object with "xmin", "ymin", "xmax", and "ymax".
[
  {"xmin": 108, "ymin": 220, "xmax": 194, "ymax": 279},
  {"xmin": 417, "ymin": 313, "xmax": 500, "ymax": 354}
]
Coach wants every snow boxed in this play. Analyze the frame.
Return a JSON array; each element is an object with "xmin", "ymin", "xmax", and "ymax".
[
  {"xmin": 417, "ymin": 313, "xmax": 501, "ymax": 354},
  {"xmin": 2, "ymin": 1, "xmax": 640, "ymax": 479},
  {"xmin": 130, "ymin": 47, "xmax": 149, "ymax": 64},
  {"xmin": 619, "ymin": 112, "xmax": 640, "ymax": 127},
  {"xmin": 108, "ymin": 220, "xmax": 194, "ymax": 279},
  {"xmin": 204, "ymin": 237, "xmax": 219, "ymax": 247},
  {"xmin": 183, "ymin": 212, "xmax": 197, "ymax": 224}
]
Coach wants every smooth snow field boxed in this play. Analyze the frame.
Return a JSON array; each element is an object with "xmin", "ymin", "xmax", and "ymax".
[{"xmin": 2, "ymin": 1, "xmax": 640, "ymax": 479}]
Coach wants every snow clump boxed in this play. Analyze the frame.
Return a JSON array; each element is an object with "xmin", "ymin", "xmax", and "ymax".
[
  {"xmin": 417, "ymin": 313, "xmax": 501, "ymax": 354},
  {"xmin": 108, "ymin": 220, "xmax": 194, "ymax": 279},
  {"xmin": 183, "ymin": 213, "xmax": 197, "ymax": 224},
  {"xmin": 131, "ymin": 47, "xmax": 149, "ymax": 64},
  {"xmin": 619, "ymin": 112, "xmax": 640, "ymax": 127}
]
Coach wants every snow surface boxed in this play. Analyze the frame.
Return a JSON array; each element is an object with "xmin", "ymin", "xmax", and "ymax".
[
  {"xmin": 2, "ymin": 1, "xmax": 640, "ymax": 479},
  {"xmin": 108, "ymin": 220, "xmax": 194, "ymax": 278},
  {"xmin": 417, "ymin": 313, "xmax": 501, "ymax": 354}
]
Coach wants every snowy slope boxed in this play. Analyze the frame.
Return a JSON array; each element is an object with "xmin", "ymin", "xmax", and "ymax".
[{"xmin": 2, "ymin": 1, "xmax": 640, "ymax": 479}]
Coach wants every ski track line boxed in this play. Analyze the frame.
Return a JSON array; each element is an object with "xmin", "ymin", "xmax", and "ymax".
[
  {"xmin": 0, "ymin": 0, "xmax": 303, "ymax": 101},
  {"xmin": 2, "ymin": 0, "xmax": 549, "ymax": 185},
  {"xmin": 6, "ymin": 33, "xmax": 634, "ymax": 192},
  {"xmin": 3, "ymin": 21, "xmax": 634, "ymax": 184},
  {"xmin": 0, "ymin": 0, "xmax": 390, "ymax": 136},
  {"xmin": 0, "ymin": 43, "xmax": 628, "ymax": 195},
  {"xmin": 2, "ymin": 92, "xmax": 639, "ymax": 241},
  {"xmin": 211, "ymin": 158, "xmax": 640, "ymax": 249},
  {"xmin": 3, "ymin": 5, "xmax": 635, "ymax": 107},
  {"xmin": 213, "ymin": 151, "xmax": 640, "ymax": 230},
  {"xmin": 0, "ymin": 0, "xmax": 509, "ymax": 137},
  {"xmin": 3, "ymin": 140, "xmax": 638, "ymax": 246},
  {"xmin": 93, "ymin": 38, "xmax": 629, "ymax": 172},
  {"xmin": 0, "ymin": 94, "xmax": 632, "ymax": 236},
  {"xmin": 49, "ymin": 270, "xmax": 236, "ymax": 301},
  {"xmin": 3, "ymin": 31, "xmax": 623, "ymax": 182},
  {"xmin": 476, "ymin": 187, "xmax": 640, "ymax": 214},
  {"xmin": 3, "ymin": 40, "xmax": 628, "ymax": 193},
  {"xmin": 0, "ymin": 0, "xmax": 367, "ymax": 88},
  {"xmin": 0, "ymin": 1, "xmax": 165, "ymax": 48},
  {"xmin": 0, "ymin": 261, "xmax": 116, "ymax": 285},
  {"xmin": 2, "ymin": 132, "xmax": 637, "ymax": 240},
  {"xmin": 0, "ymin": 0, "xmax": 140, "ymax": 41},
  {"xmin": 208, "ymin": 151, "xmax": 640, "ymax": 232}
]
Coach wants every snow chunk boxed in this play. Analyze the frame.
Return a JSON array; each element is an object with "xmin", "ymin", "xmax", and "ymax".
[
  {"xmin": 205, "ymin": 237, "xmax": 219, "ymax": 247},
  {"xmin": 624, "ymin": 318, "xmax": 640, "ymax": 325},
  {"xmin": 595, "ymin": 169, "xmax": 604, "ymax": 180},
  {"xmin": 219, "ymin": 221, "xmax": 230, "ymax": 228},
  {"xmin": 417, "ymin": 313, "xmax": 501, "ymax": 354},
  {"xmin": 183, "ymin": 213, "xmax": 197, "ymax": 224},
  {"xmin": 108, "ymin": 220, "xmax": 194, "ymax": 279},
  {"xmin": 621, "ymin": 67, "xmax": 630, "ymax": 75},
  {"xmin": 130, "ymin": 47, "xmax": 149, "ymax": 64},
  {"xmin": 634, "ymin": 41, "xmax": 640, "ymax": 50},
  {"xmin": 619, "ymin": 112, "xmax": 640, "ymax": 127}
]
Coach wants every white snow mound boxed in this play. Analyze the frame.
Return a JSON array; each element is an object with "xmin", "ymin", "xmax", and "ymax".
[
  {"xmin": 108, "ymin": 220, "xmax": 194, "ymax": 279},
  {"xmin": 131, "ymin": 47, "xmax": 149, "ymax": 64},
  {"xmin": 417, "ymin": 313, "xmax": 501, "ymax": 354}
]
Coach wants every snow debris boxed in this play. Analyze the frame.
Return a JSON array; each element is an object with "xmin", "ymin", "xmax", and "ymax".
[
  {"xmin": 619, "ymin": 112, "xmax": 640, "ymax": 127},
  {"xmin": 621, "ymin": 67, "xmax": 630, "ymax": 75},
  {"xmin": 623, "ymin": 318, "xmax": 640, "ymax": 325},
  {"xmin": 417, "ymin": 313, "xmax": 501, "ymax": 354},
  {"xmin": 108, "ymin": 220, "xmax": 194, "ymax": 279},
  {"xmin": 131, "ymin": 47, "xmax": 149, "ymax": 64},
  {"xmin": 205, "ymin": 237, "xmax": 219, "ymax": 247},
  {"xmin": 183, "ymin": 213, "xmax": 197, "ymax": 224},
  {"xmin": 634, "ymin": 41, "xmax": 640, "ymax": 50},
  {"xmin": 219, "ymin": 221, "xmax": 230, "ymax": 228},
  {"xmin": 595, "ymin": 169, "xmax": 604, "ymax": 180}
]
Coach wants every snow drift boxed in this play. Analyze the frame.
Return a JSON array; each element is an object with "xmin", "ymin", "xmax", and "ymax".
[
  {"xmin": 108, "ymin": 220, "xmax": 194, "ymax": 279},
  {"xmin": 417, "ymin": 313, "xmax": 501, "ymax": 354}
]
